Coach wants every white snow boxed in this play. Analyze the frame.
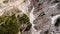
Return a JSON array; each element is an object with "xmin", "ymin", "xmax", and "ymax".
[
  {"xmin": 29, "ymin": 7, "xmax": 42, "ymax": 34},
  {"xmin": 51, "ymin": 14, "xmax": 60, "ymax": 24},
  {"xmin": 49, "ymin": 3, "xmax": 58, "ymax": 8}
]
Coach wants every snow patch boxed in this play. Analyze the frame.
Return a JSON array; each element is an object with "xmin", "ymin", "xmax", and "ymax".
[{"xmin": 51, "ymin": 14, "xmax": 60, "ymax": 24}]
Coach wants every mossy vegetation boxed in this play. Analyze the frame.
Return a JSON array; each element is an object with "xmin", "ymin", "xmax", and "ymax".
[
  {"xmin": 0, "ymin": 13, "xmax": 32, "ymax": 34},
  {"xmin": 0, "ymin": 16, "xmax": 6, "ymax": 23},
  {"xmin": 54, "ymin": 17, "xmax": 60, "ymax": 27},
  {"xmin": 17, "ymin": 14, "xmax": 32, "ymax": 32},
  {"xmin": 0, "ymin": 14, "xmax": 20, "ymax": 34}
]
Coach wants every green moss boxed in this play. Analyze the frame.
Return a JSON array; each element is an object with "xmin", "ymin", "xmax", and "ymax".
[
  {"xmin": 0, "ymin": 13, "xmax": 31, "ymax": 34},
  {"xmin": 18, "ymin": 14, "xmax": 32, "ymax": 31},
  {"xmin": 0, "ymin": 16, "xmax": 5, "ymax": 23},
  {"xmin": 0, "ymin": 14, "xmax": 20, "ymax": 34}
]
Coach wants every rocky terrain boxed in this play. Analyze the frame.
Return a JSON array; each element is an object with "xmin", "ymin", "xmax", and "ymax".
[{"xmin": 0, "ymin": 0, "xmax": 60, "ymax": 34}]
